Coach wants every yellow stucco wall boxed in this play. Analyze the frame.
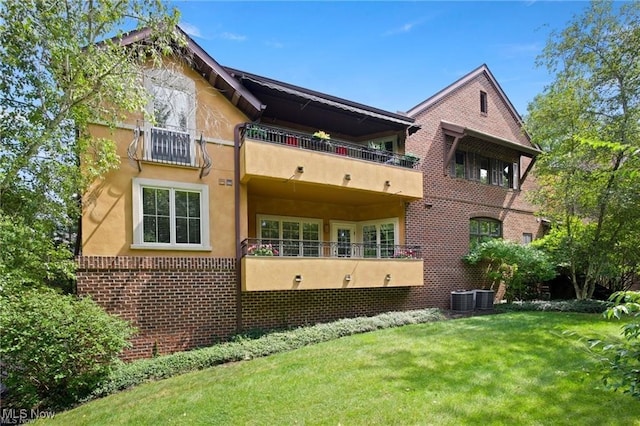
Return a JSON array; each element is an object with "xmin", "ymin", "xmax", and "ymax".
[
  {"xmin": 82, "ymin": 58, "xmax": 247, "ymax": 257},
  {"xmin": 241, "ymin": 140, "xmax": 423, "ymax": 199},
  {"xmin": 246, "ymin": 194, "xmax": 406, "ymax": 243},
  {"xmin": 242, "ymin": 257, "xmax": 423, "ymax": 291}
]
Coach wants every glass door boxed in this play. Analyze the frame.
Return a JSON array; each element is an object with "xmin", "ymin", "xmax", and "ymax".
[{"xmin": 331, "ymin": 223, "xmax": 356, "ymax": 257}]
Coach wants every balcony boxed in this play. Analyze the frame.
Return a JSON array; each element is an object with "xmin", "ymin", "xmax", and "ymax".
[
  {"xmin": 241, "ymin": 124, "xmax": 423, "ymax": 202},
  {"xmin": 240, "ymin": 239, "xmax": 424, "ymax": 291},
  {"xmin": 127, "ymin": 123, "xmax": 212, "ymax": 177}
]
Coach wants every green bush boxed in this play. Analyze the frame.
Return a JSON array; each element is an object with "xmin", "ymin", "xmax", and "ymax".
[
  {"xmin": 464, "ymin": 239, "xmax": 556, "ymax": 302},
  {"xmin": 0, "ymin": 289, "xmax": 135, "ymax": 410},
  {"xmin": 495, "ymin": 299, "xmax": 611, "ymax": 313},
  {"xmin": 597, "ymin": 291, "xmax": 640, "ymax": 398},
  {"xmin": 91, "ymin": 308, "xmax": 444, "ymax": 400}
]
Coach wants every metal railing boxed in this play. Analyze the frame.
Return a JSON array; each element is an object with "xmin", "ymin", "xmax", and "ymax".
[
  {"xmin": 128, "ymin": 122, "xmax": 212, "ymax": 177},
  {"xmin": 242, "ymin": 123, "xmax": 420, "ymax": 169},
  {"xmin": 241, "ymin": 238, "xmax": 422, "ymax": 259}
]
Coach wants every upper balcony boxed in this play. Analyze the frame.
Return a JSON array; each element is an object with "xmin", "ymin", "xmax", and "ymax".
[{"xmin": 240, "ymin": 124, "xmax": 423, "ymax": 201}]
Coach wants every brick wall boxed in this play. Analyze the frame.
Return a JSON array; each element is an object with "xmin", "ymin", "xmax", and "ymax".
[
  {"xmin": 406, "ymin": 71, "xmax": 543, "ymax": 309},
  {"xmin": 77, "ymin": 256, "xmax": 423, "ymax": 359},
  {"xmin": 76, "ymin": 256, "xmax": 237, "ymax": 360},
  {"xmin": 241, "ymin": 287, "xmax": 416, "ymax": 331}
]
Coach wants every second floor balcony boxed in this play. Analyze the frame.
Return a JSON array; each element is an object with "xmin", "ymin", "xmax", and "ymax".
[{"xmin": 241, "ymin": 123, "xmax": 423, "ymax": 201}]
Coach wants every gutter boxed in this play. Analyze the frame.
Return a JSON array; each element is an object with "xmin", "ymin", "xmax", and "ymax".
[{"xmin": 234, "ymin": 123, "xmax": 245, "ymax": 333}]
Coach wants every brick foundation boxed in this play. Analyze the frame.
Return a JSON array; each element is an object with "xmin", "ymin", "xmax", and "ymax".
[{"xmin": 76, "ymin": 256, "xmax": 237, "ymax": 360}]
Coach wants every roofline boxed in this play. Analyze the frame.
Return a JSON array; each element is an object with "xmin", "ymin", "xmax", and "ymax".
[
  {"xmin": 224, "ymin": 66, "xmax": 416, "ymax": 127},
  {"xmin": 441, "ymin": 120, "xmax": 541, "ymax": 157},
  {"xmin": 117, "ymin": 26, "xmax": 265, "ymax": 117},
  {"xmin": 406, "ymin": 64, "xmax": 524, "ymax": 127}
]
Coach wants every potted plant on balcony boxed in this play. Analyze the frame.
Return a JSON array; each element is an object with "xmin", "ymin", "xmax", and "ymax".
[
  {"xmin": 312, "ymin": 130, "xmax": 331, "ymax": 140},
  {"xmin": 403, "ymin": 152, "xmax": 420, "ymax": 167},
  {"xmin": 247, "ymin": 243, "xmax": 279, "ymax": 256},
  {"xmin": 246, "ymin": 126, "xmax": 268, "ymax": 140}
]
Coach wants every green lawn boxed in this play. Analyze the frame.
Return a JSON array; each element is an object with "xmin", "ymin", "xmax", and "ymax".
[{"xmin": 41, "ymin": 312, "xmax": 639, "ymax": 425}]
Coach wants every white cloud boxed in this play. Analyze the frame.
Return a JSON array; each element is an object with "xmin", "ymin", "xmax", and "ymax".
[
  {"xmin": 180, "ymin": 22, "xmax": 203, "ymax": 38},
  {"xmin": 383, "ymin": 21, "xmax": 418, "ymax": 36},
  {"xmin": 265, "ymin": 40, "xmax": 284, "ymax": 49},
  {"xmin": 220, "ymin": 32, "xmax": 247, "ymax": 42}
]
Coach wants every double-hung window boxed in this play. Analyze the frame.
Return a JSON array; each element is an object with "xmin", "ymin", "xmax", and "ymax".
[
  {"xmin": 132, "ymin": 178, "xmax": 210, "ymax": 250},
  {"xmin": 144, "ymin": 69, "xmax": 196, "ymax": 165}
]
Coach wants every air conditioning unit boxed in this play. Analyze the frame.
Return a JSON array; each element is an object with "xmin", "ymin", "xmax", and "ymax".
[
  {"xmin": 475, "ymin": 290, "xmax": 495, "ymax": 310},
  {"xmin": 451, "ymin": 290, "xmax": 475, "ymax": 312}
]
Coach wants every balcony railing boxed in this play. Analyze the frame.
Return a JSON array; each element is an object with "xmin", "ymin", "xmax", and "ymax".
[
  {"xmin": 241, "ymin": 238, "xmax": 421, "ymax": 259},
  {"xmin": 242, "ymin": 123, "xmax": 419, "ymax": 169},
  {"xmin": 128, "ymin": 122, "xmax": 212, "ymax": 178}
]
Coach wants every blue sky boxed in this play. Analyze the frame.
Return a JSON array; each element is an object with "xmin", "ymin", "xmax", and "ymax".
[{"xmin": 174, "ymin": 1, "xmax": 593, "ymax": 117}]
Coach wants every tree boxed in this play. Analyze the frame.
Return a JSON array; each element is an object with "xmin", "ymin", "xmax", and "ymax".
[
  {"xmin": 0, "ymin": 0, "xmax": 183, "ymax": 292},
  {"xmin": 526, "ymin": 1, "xmax": 640, "ymax": 299}
]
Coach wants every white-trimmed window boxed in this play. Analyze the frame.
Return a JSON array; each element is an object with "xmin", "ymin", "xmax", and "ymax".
[
  {"xmin": 144, "ymin": 69, "xmax": 197, "ymax": 165},
  {"xmin": 257, "ymin": 215, "xmax": 322, "ymax": 257},
  {"xmin": 359, "ymin": 218, "xmax": 399, "ymax": 258},
  {"xmin": 132, "ymin": 178, "xmax": 210, "ymax": 250}
]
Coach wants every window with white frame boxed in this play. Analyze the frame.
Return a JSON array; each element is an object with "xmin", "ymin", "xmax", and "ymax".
[
  {"xmin": 360, "ymin": 219, "xmax": 398, "ymax": 258},
  {"xmin": 144, "ymin": 69, "xmax": 196, "ymax": 165},
  {"xmin": 132, "ymin": 178, "xmax": 210, "ymax": 250},
  {"xmin": 257, "ymin": 215, "xmax": 322, "ymax": 257}
]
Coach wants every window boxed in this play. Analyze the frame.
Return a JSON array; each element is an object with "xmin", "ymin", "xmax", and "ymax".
[
  {"xmin": 480, "ymin": 91, "xmax": 488, "ymax": 114},
  {"xmin": 450, "ymin": 150, "xmax": 518, "ymax": 189},
  {"xmin": 360, "ymin": 219, "xmax": 398, "ymax": 258},
  {"xmin": 144, "ymin": 69, "xmax": 196, "ymax": 165},
  {"xmin": 132, "ymin": 178, "xmax": 210, "ymax": 250},
  {"xmin": 257, "ymin": 215, "xmax": 322, "ymax": 257},
  {"xmin": 470, "ymin": 218, "xmax": 502, "ymax": 245},
  {"xmin": 522, "ymin": 233, "xmax": 533, "ymax": 244}
]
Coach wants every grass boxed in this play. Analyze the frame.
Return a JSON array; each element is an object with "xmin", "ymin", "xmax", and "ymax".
[{"xmin": 40, "ymin": 312, "xmax": 639, "ymax": 425}]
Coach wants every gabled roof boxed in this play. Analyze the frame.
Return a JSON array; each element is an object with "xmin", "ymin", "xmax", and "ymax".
[
  {"xmin": 406, "ymin": 64, "xmax": 523, "ymax": 125},
  {"xmin": 225, "ymin": 67, "xmax": 419, "ymax": 138},
  {"xmin": 118, "ymin": 26, "xmax": 265, "ymax": 121}
]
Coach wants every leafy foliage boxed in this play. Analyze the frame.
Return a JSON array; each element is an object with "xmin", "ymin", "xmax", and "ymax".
[
  {"xmin": 0, "ymin": 0, "xmax": 182, "ymax": 288},
  {"xmin": 90, "ymin": 309, "xmax": 444, "ymax": 400},
  {"xmin": 592, "ymin": 291, "xmax": 640, "ymax": 398},
  {"xmin": 495, "ymin": 299, "xmax": 611, "ymax": 314},
  {"xmin": 526, "ymin": 1, "xmax": 640, "ymax": 299},
  {"xmin": 0, "ymin": 289, "xmax": 136, "ymax": 410},
  {"xmin": 0, "ymin": 214, "xmax": 76, "ymax": 293},
  {"xmin": 463, "ymin": 239, "xmax": 556, "ymax": 302}
]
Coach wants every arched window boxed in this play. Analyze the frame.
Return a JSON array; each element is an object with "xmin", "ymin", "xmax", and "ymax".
[{"xmin": 469, "ymin": 218, "xmax": 502, "ymax": 245}]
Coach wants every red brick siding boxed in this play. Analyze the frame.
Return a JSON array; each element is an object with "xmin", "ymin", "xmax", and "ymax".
[
  {"xmin": 76, "ymin": 256, "xmax": 237, "ymax": 360},
  {"xmin": 406, "ymin": 72, "xmax": 542, "ymax": 309},
  {"xmin": 77, "ymin": 256, "xmax": 423, "ymax": 359},
  {"xmin": 241, "ymin": 287, "xmax": 417, "ymax": 331}
]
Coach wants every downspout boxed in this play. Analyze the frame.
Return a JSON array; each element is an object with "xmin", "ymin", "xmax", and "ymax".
[{"xmin": 234, "ymin": 123, "xmax": 245, "ymax": 334}]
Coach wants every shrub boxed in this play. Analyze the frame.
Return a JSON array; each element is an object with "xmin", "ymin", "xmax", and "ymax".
[
  {"xmin": 495, "ymin": 299, "xmax": 611, "ymax": 313},
  {"xmin": 596, "ymin": 291, "xmax": 640, "ymax": 398},
  {"xmin": 0, "ymin": 289, "xmax": 135, "ymax": 410},
  {"xmin": 463, "ymin": 239, "xmax": 556, "ymax": 302},
  {"xmin": 91, "ymin": 308, "xmax": 444, "ymax": 400}
]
